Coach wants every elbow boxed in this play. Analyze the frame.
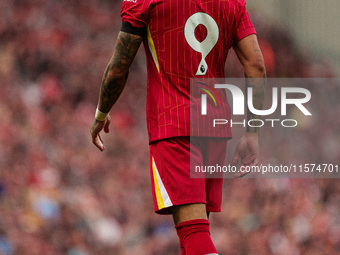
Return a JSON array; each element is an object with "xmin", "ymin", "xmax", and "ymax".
[
  {"xmin": 108, "ymin": 68, "xmax": 129, "ymax": 83},
  {"xmin": 244, "ymin": 57, "xmax": 266, "ymax": 77},
  {"xmin": 254, "ymin": 59, "xmax": 266, "ymax": 75}
]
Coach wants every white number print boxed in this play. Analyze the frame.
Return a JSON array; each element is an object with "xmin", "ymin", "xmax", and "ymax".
[{"xmin": 184, "ymin": 12, "xmax": 219, "ymax": 76}]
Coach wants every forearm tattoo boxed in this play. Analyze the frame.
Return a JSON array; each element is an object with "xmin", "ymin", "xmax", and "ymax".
[{"xmin": 98, "ymin": 32, "xmax": 143, "ymax": 113}]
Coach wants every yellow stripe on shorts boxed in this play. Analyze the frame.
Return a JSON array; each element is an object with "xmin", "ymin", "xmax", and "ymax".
[
  {"xmin": 152, "ymin": 157, "xmax": 173, "ymax": 211},
  {"xmin": 152, "ymin": 158, "xmax": 165, "ymax": 210}
]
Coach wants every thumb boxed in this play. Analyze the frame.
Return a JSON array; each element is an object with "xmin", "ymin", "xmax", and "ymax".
[{"xmin": 104, "ymin": 117, "xmax": 110, "ymax": 133}]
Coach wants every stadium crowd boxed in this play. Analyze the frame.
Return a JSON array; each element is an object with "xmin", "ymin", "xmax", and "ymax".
[{"xmin": 0, "ymin": 0, "xmax": 339, "ymax": 254}]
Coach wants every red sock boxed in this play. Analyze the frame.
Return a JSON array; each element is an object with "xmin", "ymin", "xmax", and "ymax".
[{"xmin": 175, "ymin": 219, "xmax": 218, "ymax": 255}]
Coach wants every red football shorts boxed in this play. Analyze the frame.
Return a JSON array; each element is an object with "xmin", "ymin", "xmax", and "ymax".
[{"xmin": 149, "ymin": 137, "xmax": 228, "ymax": 214}]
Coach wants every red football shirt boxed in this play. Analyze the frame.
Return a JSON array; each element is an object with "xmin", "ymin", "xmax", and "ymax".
[{"xmin": 121, "ymin": 0, "xmax": 256, "ymax": 143}]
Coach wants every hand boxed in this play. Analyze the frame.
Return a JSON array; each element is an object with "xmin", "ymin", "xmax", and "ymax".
[
  {"xmin": 231, "ymin": 133, "xmax": 259, "ymax": 178},
  {"xmin": 90, "ymin": 116, "xmax": 111, "ymax": 151}
]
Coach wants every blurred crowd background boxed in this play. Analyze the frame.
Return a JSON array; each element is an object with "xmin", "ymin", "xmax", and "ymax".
[{"xmin": 0, "ymin": 0, "xmax": 339, "ymax": 254}]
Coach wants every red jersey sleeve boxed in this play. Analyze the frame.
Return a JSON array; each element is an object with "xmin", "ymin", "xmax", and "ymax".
[
  {"xmin": 234, "ymin": 2, "xmax": 256, "ymax": 43},
  {"xmin": 120, "ymin": 0, "xmax": 150, "ymax": 28}
]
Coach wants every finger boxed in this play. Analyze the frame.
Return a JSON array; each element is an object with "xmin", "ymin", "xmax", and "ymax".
[
  {"xmin": 235, "ymin": 159, "xmax": 259, "ymax": 178},
  {"xmin": 231, "ymin": 152, "xmax": 240, "ymax": 166},
  {"xmin": 234, "ymin": 171, "xmax": 250, "ymax": 179},
  {"xmin": 241, "ymin": 154, "xmax": 258, "ymax": 165},
  {"xmin": 244, "ymin": 158, "xmax": 258, "ymax": 167},
  {"xmin": 99, "ymin": 133, "xmax": 104, "ymax": 144},
  {"xmin": 93, "ymin": 134, "xmax": 105, "ymax": 151},
  {"xmin": 234, "ymin": 164, "xmax": 250, "ymax": 178},
  {"xmin": 104, "ymin": 117, "xmax": 110, "ymax": 133},
  {"xmin": 97, "ymin": 134, "xmax": 105, "ymax": 151}
]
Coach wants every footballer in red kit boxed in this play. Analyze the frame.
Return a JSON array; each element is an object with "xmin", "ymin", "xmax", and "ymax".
[
  {"xmin": 91, "ymin": 0, "xmax": 266, "ymax": 254},
  {"xmin": 121, "ymin": 0, "xmax": 256, "ymax": 142}
]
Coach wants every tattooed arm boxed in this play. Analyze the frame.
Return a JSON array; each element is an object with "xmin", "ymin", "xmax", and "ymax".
[
  {"xmin": 98, "ymin": 31, "xmax": 143, "ymax": 112},
  {"xmin": 91, "ymin": 31, "xmax": 143, "ymax": 151},
  {"xmin": 231, "ymin": 34, "xmax": 266, "ymax": 177}
]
